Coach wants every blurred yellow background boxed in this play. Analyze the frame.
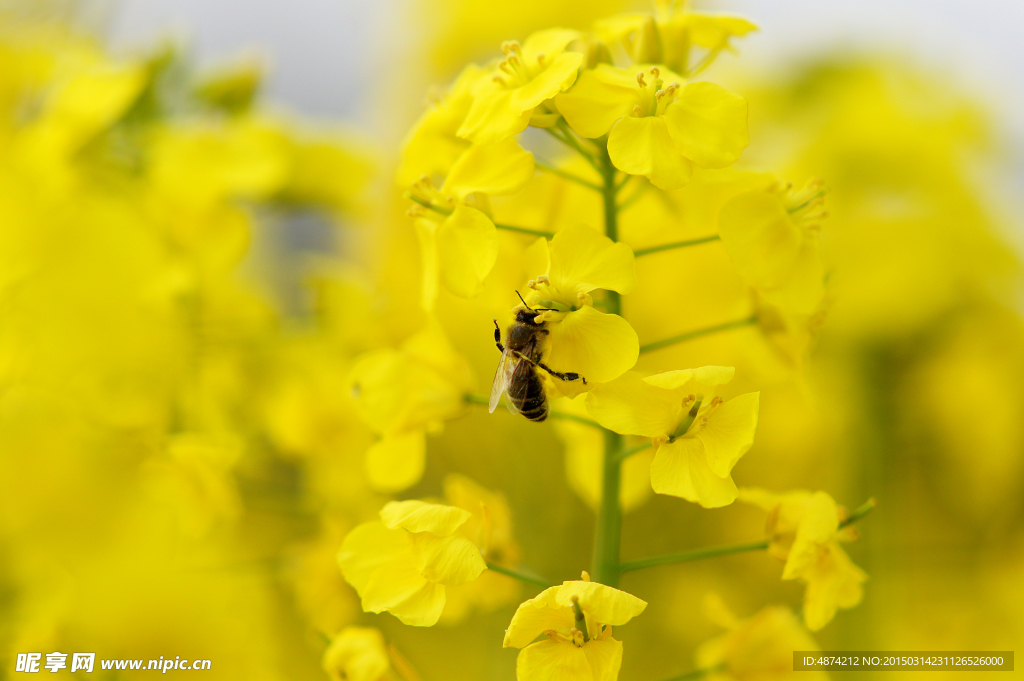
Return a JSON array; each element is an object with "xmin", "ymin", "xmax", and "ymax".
[{"xmin": 0, "ymin": 1, "xmax": 1021, "ymax": 680}]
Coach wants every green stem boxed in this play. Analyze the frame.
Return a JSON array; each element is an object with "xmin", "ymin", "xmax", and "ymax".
[
  {"xmin": 546, "ymin": 124, "xmax": 601, "ymax": 172},
  {"xmin": 620, "ymin": 499, "xmax": 877, "ymax": 573},
  {"xmin": 486, "ymin": 561, "xmax": 554, "ymax": 589},
  {"xmin": 619, "ymin": 540, "xmax": 770, "ymax": 573},
  {"xmin": 591, "ymin": 148, "xmax": 624, "ymax": 588},
  {"xmin": 408, "ymin": 195, "xmax": 553, "ymax": 238},
  {"xmin": 614, "ymin": 441, "xmax": 652, "ymax": 463},
  {"xmin": 840, "ymin": 497, "xmax": 877, "ymax": 528},
  {"xmin": 536, "ymin": 160, "xmax": 601, "ymax": 192},
  {"xmin": 571, "ymin": 597, "xmax": 590, "ymax": 642},
  {"xmin": 633, "ymin": 235, "xmax": 720, "ymax": 257},
  {"xmin": 639, "ymin": 316, "xmax": 757, "ymax": 354},
  {"xmin": 660, "ymin": 664, "xmax": 727, "ymax": 681},
  {"xmin": 464, "ymin": 394, "xmax": 603, "ymax": 430}
]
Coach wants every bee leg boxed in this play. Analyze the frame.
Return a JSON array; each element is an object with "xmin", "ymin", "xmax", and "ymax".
[
  {"xmin": 492, "ymin": 320, "xmax": 504, "ymax": 353},
  {"xmin": 536, "ymin": 362, "xmax": 587, "ymax": 385}
]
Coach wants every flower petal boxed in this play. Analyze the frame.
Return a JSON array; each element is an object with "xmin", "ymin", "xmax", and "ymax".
[
  {"xmin": 663, "ymin": 81, "xmax": 748, "ymax": 169},
  {"xmin": 650, "ymin": 438, "xmax": 738, "ymax": 508},
  {"xmin": 378, "ymin": 578, "xmax": 447, "ymax": 627},
  {"xmin": 782, "ymin": 491, "xmax": 839, "ymax": 580},
  {"xmin": 516, "ymin": 639, "xmax": 591, "ymax": 681},
  {"xmin": 436, "ymin": 205, "xmax": 499, "ymax": 299},
  {"xmin": 338, "ymin": 521, "xmax": 414, "ymax": 593},
  {"xmin": 582, "ymin": 638, "xmax": 623, "ymax": 681},
  {"xmin": 717, "ymin": 189, "xmax": 802, "ymax": 289},
  {"xmin": 323, "ymin": 627, "xmax": 390, "ymax": 681},
  {"xmin": 521, "ymin": 28, "xmax": 581, "ymax": 63},
  {"xmin": 696, "ymin": 392, "xmax": 759, "ymax": 478},
  {"xmin": 555, "ymin": 65, "xmax": 637, "ymax": 138},
  {"xmin": 379, "ymin": 499, "xmax": 472, "ymax": 536},
  {"xmin": 414, "ymin": 219, "xmax": 439, "ymax": 311},
  {"xmin": 548, "ymin": 223, "xmax": 637, "ymax": 296},
  {"xmin": 442, "ymin": 138, "xmax": 535, "ymax": 198},
  {"xmin": 365, "ymin": 430, "xmax": 426, "ymax": 493},
  {"xmin": 458, "ymin": 89, "xmax": 532, "ymax": 145},
  {"xmin": 510, "ymin": 51, "xmax": 584, "ymax": 113},
  {"xmin": 555, "ymin": 581, "xmax": 647, "ymax": 626},
  {"xmin": 802, "ymin": 543, "xmax": 867, "ymax": 631},
  {"xmin": 585, "ymin": 371, "xmax": 681, "ymax": 438},
  {"xmin": 411, "ymin": 532, "xmax": 487, "ymax": 586},
  {"xmin": 544, "ymin": 306, "xmax": 639, "ymax": 385},
  {"xmin": 608, "ymin": 115, "xmax": 693, "ymax": 190},
  {"xmin": 503, "ymin": 586, "xmax": 574, "ymax": 648}
]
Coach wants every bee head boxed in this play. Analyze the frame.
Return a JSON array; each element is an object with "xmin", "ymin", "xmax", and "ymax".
[{"xmin": 514, "ymin": 306, "xmax": 544, "ymax": 325}]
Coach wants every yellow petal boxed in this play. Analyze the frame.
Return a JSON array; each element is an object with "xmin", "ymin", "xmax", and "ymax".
[
  {"xmin": 555, "ymin": 581, "xmax": 647, "ymax": 626},
  {"xmin": 521, "ymin": 28, "xmax": 581, "ymax": 63},
  {"xmin": 760, "ymin": 237, "xmax": 826, "ymax": 315},
  {"xmin": 442, "ymin": 138, "xmax": 535, "ymax": 198},
  {"xmin": 323, "ymin": 627, "xmax": 390, "ymax": 681},
  {"xmin": 338, "ymin": 521, "xmax": 414, "ymax": 594},
  {"xmin": 414, "ymin": 219, "xmax": 439, "ymax": 311},
  {"xmin": 436, "ymin": 206, "xmax": 499, "ymax": 299},
  {"xmin": 372, "ymin": 575, "xmax": 446, "ymax": 627},
  {"xmin": 544, "ymin": 306, "xmax": 639, "ymax": 385},
  {"xmin": 582, "ymin": 638, "xmax": 623, "ymax": 681},
  {"xmin": 608, "ymin": 115, "xmax": 693, "ymax": 190},
  {"xmin": 379, "ymin": 500, "xmax": 472, "ymax": 536},
  {"xmin": 516, "ymin": 639, "xmax": 591, "ymax": 681},
  {"xmin": 555, "ymin": 65, "xmax": 637, "ymax": 138},
  {"xmin": 510, "ymin": 51, "xmax": 584, "ymax": 113},
  {"xmin": 696, "ymin": 392, "xmax": 759, "ymax": 478},
  {"xmin": 458, "ymin": 89, "xmax": 532, "ymax": 145},
  {"xmin": 650, "ymin": 438, "xmax": 738, "ymax": 508},
  {"xmin": 643, "ymin": 366, "xmax": 735, "ymax": 391},
  {"xmin": 718, "ymin": 190, "xmax": 802, "ymax": 290},
  {"xmin": 663, "ymin": 81, "xmax": 748, "ymax": 169},
  {"xmin": 548, "ymin": 224, "xmax": 637, "ymax": 296},
  {"xmin": 782, "ymin": 491, "xmax": 839, "ymax": 580},
  {"xmin": 411, "ymin": 533, "xmax": 487, "ymax": 586},
  {"xmin": 364, "ymin": 431, "xmax": 426, "ymax": 493},
  {"xmin": 585, "ymin": 372, "xmax": 681, "ymax": 438},
  {"xmin": 802, "ymin": 544, "xmax": 867, "ymax": 631},
  {"xmin": 504, "ymin": 586, "xmax": 574, "ymax": 648}
]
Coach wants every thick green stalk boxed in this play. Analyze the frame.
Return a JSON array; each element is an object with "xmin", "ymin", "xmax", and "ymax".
[
  {"xmin": 485, "ymin": 561, "xmax": 554, "ymax": 589},
  {"xmin": 639, "ymin": 316, "xmax": 757, "ymax": 354},
  {"xmin": 591, "ymin": 149, "xmax": 624, "ymax": 587}
]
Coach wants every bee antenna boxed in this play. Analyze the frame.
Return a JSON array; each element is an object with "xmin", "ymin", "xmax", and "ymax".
[{"xmin": 515, "ymin": 290, "xmax": 534, "ymax": 310}]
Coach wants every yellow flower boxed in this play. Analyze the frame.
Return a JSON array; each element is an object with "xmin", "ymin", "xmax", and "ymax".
[
  {"xmin": 458, "ymin": 29, "xmax": 583, "ymax": 144},
  {"xmin": 348, "ymin": 320, "xmax": 473, "ymax": 492},
  {"xmin": 552, "ymin": 396, "xmax": 654, "ymax": 514},
  {"xmin": 595, "ymin": 7, "xmax": 756, "ymax": 76},
  {"xmin": 322, "ymin": 627, "xmax": 390, "ymax": 681},
  {"xmin": 338, "ymin": 500, "xmax": 488, "ymax": 627},
  {"xmin": 696, "ymin": 596, "xmax": 827, "ymax": 681},
  {"xmin": 555, "ymin": 64, "xmax": 747, "ymax": 189},
  {"xmin": 438, "ymin": 474, "xmax": 524, "ymax": 624},
  {"xmin": 398, "ymin": 64, "xmax": 481, "ymax": 186},
  {"xmin": 739, "ymin": 489, "xmax": 867, "ymax": 631},
  {"xmin": 523, "ymin": 224, "xmax": 639, "ymax": 393},
  {"xmin": 586, "ymin": 367, "xmax": 758, "ymax": 507},
  {"xmin": 409, "ymin": 137, "xmax": 535, "ymax": 309},
  {"xmin": 718, "ymin": 179, "xmax": 827, "ymax": 315},
  {"xmin": 503, "ymin": 576, "xmax": 646, "ymax": 681}
]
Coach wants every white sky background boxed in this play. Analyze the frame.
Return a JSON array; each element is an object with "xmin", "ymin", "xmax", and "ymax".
[{"xmin": 106, "ymin": 0, "xmax": 1024, "ymax": 232}]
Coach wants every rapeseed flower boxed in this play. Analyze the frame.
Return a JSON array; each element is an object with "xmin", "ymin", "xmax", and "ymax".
[
  {"xmin": 697, "ymin": 596, "xmax": 827, "ymax": 681},
  {"xmin": 586, "ymin": 367, "xmax": 758, "ymax": 507},
  {"xmin": 322, "ymin": 627, "xmax": 390, "ymax": 681},
  {"xmin": 503, "ymin": 575, "xmax": 647, "ymax": 681},
  {"xmin": 718, "ymin": 179, "xmax": 828, "ymax": 315},
  {"xmin": 458, "ymin": 29, "xmax": 583, "ymax": 144},
  {"xmin": 523, "ymin": 224, "xmax": 638, "ymax": 393},
  {"xmin": 408, "ymin": 137, "xmax": 534, "ymax": 309},
  {"xmin": 348, "ymin": 320, "xmax": 473, "ymax": 492},
  {"xmin": 338, "ymin": 500, "xmax": 488, "ymax": 627},
  {"xmin": 555, "ymin": 64, "xmax": 747, "ymax": 189},
  {"xmin": 739, "ymin": 489, "xmax": 867, "ymax": 630},
  {"xmin": 596, "ymin": 4, "xmax": 756, "ymax": 75}
]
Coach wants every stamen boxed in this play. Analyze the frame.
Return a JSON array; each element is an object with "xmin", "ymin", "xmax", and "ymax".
[
  {"xmin": 636, "ymin": 72, "xmax": 647, "ymax": 87},
  {"xmin": 650, "ymin": 66, "xmax": 660, "ymax": 78},
  {"xmin": 492, "ymin": 75, "xmax": 506, "ymax": 85},
  {"xmin": 632, "ymin": 104, "xmax": 642, "ymax": 116},
  {"xmin": 536, "ymin": 53, "xmax": 545, "ymax": 66},
  {"xmin": 656, "ymin": 89, "xmax": 667, "ymax": 100}
]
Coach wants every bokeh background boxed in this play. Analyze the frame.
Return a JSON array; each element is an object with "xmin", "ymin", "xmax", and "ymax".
[{"xmin": 1, "ymin": 1, "xmax": 1022, "ymax": 680}]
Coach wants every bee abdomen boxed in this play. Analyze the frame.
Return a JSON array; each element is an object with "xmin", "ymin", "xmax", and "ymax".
[{"xmin": 513, "ymin": 372, "xmax": 548, "ymax": 422}]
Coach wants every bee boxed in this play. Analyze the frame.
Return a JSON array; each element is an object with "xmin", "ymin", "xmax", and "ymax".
[{"xmin": 489, "ymin": 292, "xmax": 586, "ymax": 421}]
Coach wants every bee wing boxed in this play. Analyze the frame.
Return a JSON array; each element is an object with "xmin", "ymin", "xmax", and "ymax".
[
  {"xmin": 489, "ymin": 346, "xmax": 517, "ymax": 413},
  {"xmin": 504, "ymin": 355, "xmax": 535, "ymax": 416}
]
